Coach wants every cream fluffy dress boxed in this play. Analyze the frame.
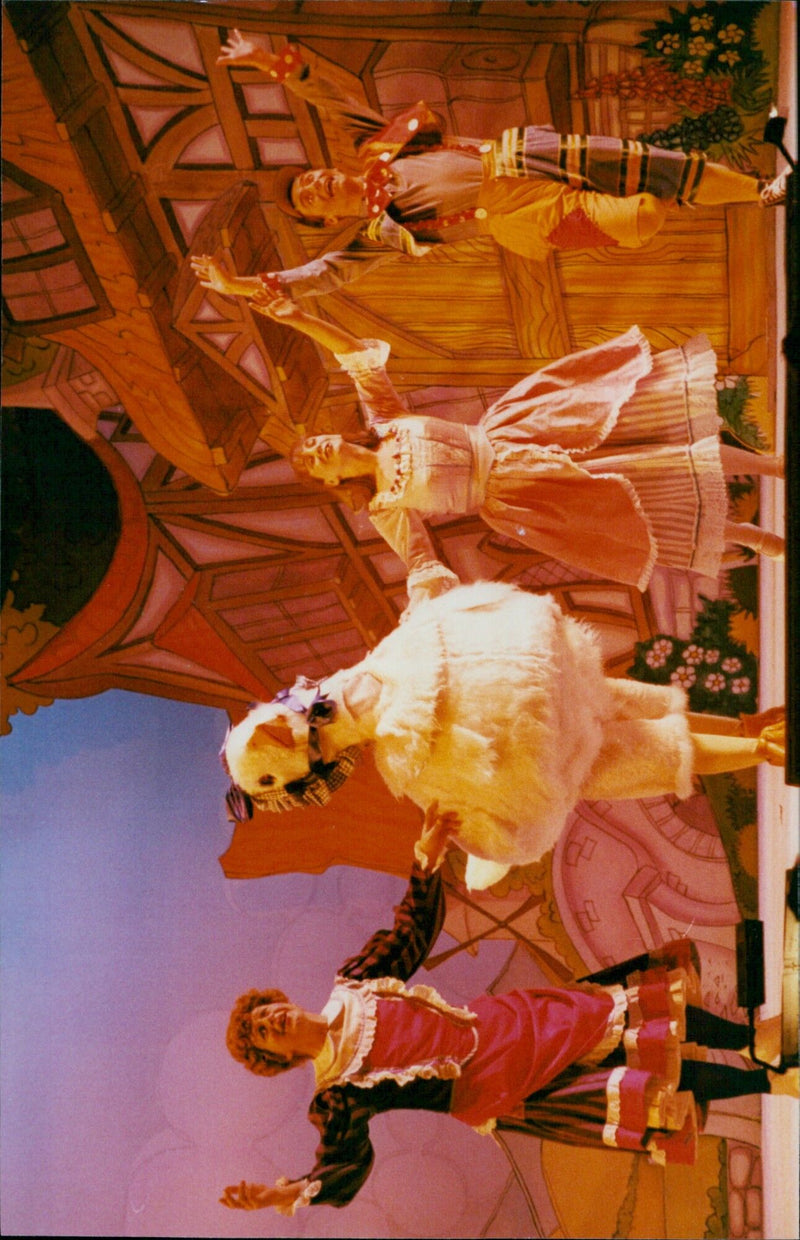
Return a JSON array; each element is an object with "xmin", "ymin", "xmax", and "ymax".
[{"xmin": 359, "ymin": 580, "xmax": 693, "ymax": 890}]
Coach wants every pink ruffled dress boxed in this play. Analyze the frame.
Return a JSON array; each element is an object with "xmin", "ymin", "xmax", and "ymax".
[{"xmin": 336, "ymin": 326, "xmax": 728, "ymax": 590}]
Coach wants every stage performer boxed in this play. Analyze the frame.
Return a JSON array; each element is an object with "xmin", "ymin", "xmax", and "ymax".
[
  {"xmin": 187, "ymin": 275, "xmax": 785, "ymax": 583},
  {"xmin": 221, "ymin": 556, "xmax": 784, "ymax": 891},
  {"xmin": 220, "ymin": 842, "xmax": 796, "ymax": 1216},
  {"xmin": 205, "ymin": 30, "xmax": 791, "ymax": 301}
]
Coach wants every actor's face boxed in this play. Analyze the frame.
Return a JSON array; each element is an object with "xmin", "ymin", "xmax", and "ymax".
[
  {"xmin": 249, "ymin": 1000, "xmax": 318, "ymax": 1062},
  {"xmin": 297, "ymin": 434, "xmax": 348, "ymax": 487},
  {"xmin": 290, "ymin": 168, "xmax": 363, "ymax": 220}
]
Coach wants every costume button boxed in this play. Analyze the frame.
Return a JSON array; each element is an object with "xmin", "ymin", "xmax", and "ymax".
[
  {"xmin": 380, "ymin": 151, "xmax": 392, "ymax": 162},
  {"xmin": 480, "ymin": 142, "xmax": 492, "ymax": 153},
  {"xmin": 408, "ymin": 118, "xmax": 420, "ymax": 131},
  {"xmin": 475, "ymin": 207, "xmax": 488, "ymax": 220}
]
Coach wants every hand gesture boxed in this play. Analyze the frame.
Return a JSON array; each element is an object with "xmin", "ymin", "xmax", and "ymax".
[
  {"xmin": 414, "ymin": 800, "xmax": 460, "ymax": 872},
  {"xmin": 219, "ymin": 1177, "xmax": 306, "ymax": 1215},
  {"xmin": 252, "ymin": 293, "xmax": 303, "ymax": 323},
  {"xmin": 217, "ymin": 29, "xmax": 273, "ymax": 72},
  {"xmin": 190, "ymin": 253, "xmax": 238, "ymax": 296}
]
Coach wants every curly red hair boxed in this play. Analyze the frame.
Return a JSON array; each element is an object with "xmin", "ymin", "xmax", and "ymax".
[{"xmin": 226, "ymin": 988, "xmax": 305, "ymax": 1077}]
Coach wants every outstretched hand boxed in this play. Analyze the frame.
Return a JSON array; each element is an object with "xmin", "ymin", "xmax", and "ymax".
[
  {"xmin": 414, "ymin": 800, "xmax": 460, "ymax": 872},
  {"xmin": 251, "ymin": 293, "xmax": 303, "ymax": 323},
  {"xmin": 190, "ymin": 253, "xmax": 238, "ymax": 296},
  {"xmin": 219, "ymin": 1177, "xmax": 305, "ymax": 1216},
  {"xmin": 217, "ymin": 29, "xmax": 273, "ymax": 71}
]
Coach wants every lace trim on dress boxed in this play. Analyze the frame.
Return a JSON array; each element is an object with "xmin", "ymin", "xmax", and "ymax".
[
  {"xmin": 348, "ymin": 1032, "xmax": 478, "ymax": 1091},
  {"xmin": 286, "ymin": 1178, "xmax": 321, "ymax": 1214},
  {"xmin": 682, "ymin": 333, "xmax": 723, "ymax": 442},
  {"xmin": 575, "ymin": 983, "xmax": 629, "ymax": 1066},
  {"xmin": 314, "ymin": 983, "xmax": 379, "ymax": 1092},
  {"xmin": 334, "ymin": 338, "xmax": 391, "ymax": 380},
  {"xmin": 681, "ymin": 336, "xmax": 727, "ymax": 578},
  {"xmin": 369, "ymin": 423, "xmax": 413, "ymax": 508},
  {"xmin": 626, "ymin": 973, "xmax": 688, "ymax": 1041},
  {"xmin": 405, "ymin": 560, "xmax": 461, "ymax": 609},
  {"xmin": 548, "ymin": 324, "xmax": 653, "ymax": 457},
  {"xmin": 314, "ymin": 977, "xmax": 478, "ymax": 1093}
]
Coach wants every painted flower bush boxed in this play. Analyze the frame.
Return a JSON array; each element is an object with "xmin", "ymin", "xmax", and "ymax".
[
  {"xmin": 629, "ymin": 596, "xmax": 757, "ymax": 716},
  {"xmin": 579, "ymin": 2, "xmax": 774, "ymax": 169}
]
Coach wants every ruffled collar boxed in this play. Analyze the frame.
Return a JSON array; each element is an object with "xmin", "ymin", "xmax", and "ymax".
[{"xmin": 314, "ymin": 977, "xmax": 478, "ymax": 1093}]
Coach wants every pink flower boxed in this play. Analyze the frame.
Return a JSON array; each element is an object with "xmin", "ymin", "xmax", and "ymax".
[
  {"xmin": 670, "ymin": 665, "xmax": 697, "ymax": 688},
  {"xmin": 646, "ymin": 649, "xmax": 667, "ymax": 668},
  {"xmin": 682, "ymin": 643, "xmax": 705, "ymax": 665},
  {"xmin": 704, "ymin": 649, "xmax": 721, "ymax": 664},
  {"xmin": 704, "ymin": 672, "xmax": 726, "ymax": 692},
  {"xmin": 652, "ymin": 637, "xmax": 674, "ymax": 657},
  {"xmin": 721, "ymin": 656, "xmax": 742, "ymax": 673},
  {"xmin": 731, "ymin": 677, "xmax": 751, "ymax": 695}
]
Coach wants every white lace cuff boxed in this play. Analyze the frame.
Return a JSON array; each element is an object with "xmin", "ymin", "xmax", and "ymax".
[
  {"xmin": 404, "ymin": 561, "xmax": 460, "ymax": 617},
  {"xmin": 290, "ymin": 1179, "xmax": 321, "ymax": 1214},
  {"xmin": 334, "ymin": 338, "xmax": 391, "ymax": 379}
]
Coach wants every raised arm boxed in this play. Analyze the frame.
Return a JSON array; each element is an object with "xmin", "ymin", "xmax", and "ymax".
[
  {"xmin": 213, "ymin": 33, "xmax": 427, "ymax": 300},
  {"xmin": 221, "ymin": 1084, "xmax": 376, "ymax": 1212},
  {"xmin": 371, "ymin": 507, "xmax": 461, "ymax": 611},
  {"xmin": 193, "ymin": 239, "xmax": 405, "ymax": 304},
  {"xmin": 338, "ymin": 859, "xmax": 445, "ymax": 983},
  {"xmin": 251, "ymin": 296, "xmax": 413, "ymax": 426},
  {"xmin": 220, "ymin": 1176, "xmax": 319, "ymax": 1216},
  {"xmin": 250, "ymin": 293, "xmax": 368, "ymax": 355},
  {"xmin": 218, "ymin": 30, "xmax": 387, "ymax": 142}
]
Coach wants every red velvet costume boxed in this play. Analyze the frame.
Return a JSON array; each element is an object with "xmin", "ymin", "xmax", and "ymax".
[{"xmin": 293, "ymin": 867, "xmax": 708, "ymax": 1209}]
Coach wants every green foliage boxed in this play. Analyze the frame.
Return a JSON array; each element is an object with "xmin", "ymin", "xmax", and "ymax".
[
  {"xmin": 702, "ymin": 772, "xmax": 759, "ymax": 917},
  {"xmin": 629, "ymin": 596, "xmax": 757, "ymax": 716},
  {"xmin": 724, "ymin": 772, "xmax": 757, "ymax": 833},
  {"xmin": 640, "ymin": 105, "xmax": 743, "ymax": 152},
  {"xmin": 725, "ymin": 565, "xmax": 758, "ymax": 619},
  {"xmin": 729, "ymin": 58, "xmax": 773, "ymax": 113},
  {"xmin": 638, "ymin": 3, "xmax": 768, "ymax": 97},
  {"xmin": 703, "ymin": 1139, "xmax": 729, "ymax": 1239},
  {"xmin": 635, "ymin": 3, "xmax": 772, "ymax": 168},
  {"xmin": 716, "ymin": 377, "xmax": 767, "ymax": 451},
  {"xmin": 612, "ymin": 1155, "xmax": 639, "ymax": 1240}
]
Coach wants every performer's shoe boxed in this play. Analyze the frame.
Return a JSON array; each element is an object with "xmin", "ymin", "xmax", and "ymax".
[
  {"xmin": 759, "ymin": 167, "xmax": 792, "ymax": 206},
  {"xmin": 768, "ymin": 1065, "xmax": 799, "ymax": 1097},
  {"xmin": 749, "ymin": 451, "xmax": 785, "ymax": 478},
  {"xmin": 741, "ymin": 1013, "xmax": 784, "ymax": 1063},
  {"xmin": 756, "ymin": 718, "xmax": 786, "ymax": 767},
  {"xmin": 740, "ymin": 706, "xmax": 785, "ymax": 738},
  {"xmin": 746, "ymin": 529, "xmax": 786, "ymax": 560}
]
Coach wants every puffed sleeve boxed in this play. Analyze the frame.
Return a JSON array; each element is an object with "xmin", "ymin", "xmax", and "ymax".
[
  {"xmin": 333, "ymin": 339, "xmax": 411, "ymax": 427},
  {"xmin": 369, "ymin": 507, "xmax": 460, "ymax": 613},
  {"xmin": 304, "ymin": 1087, "xmax": 376, "ymax": 1207}
]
